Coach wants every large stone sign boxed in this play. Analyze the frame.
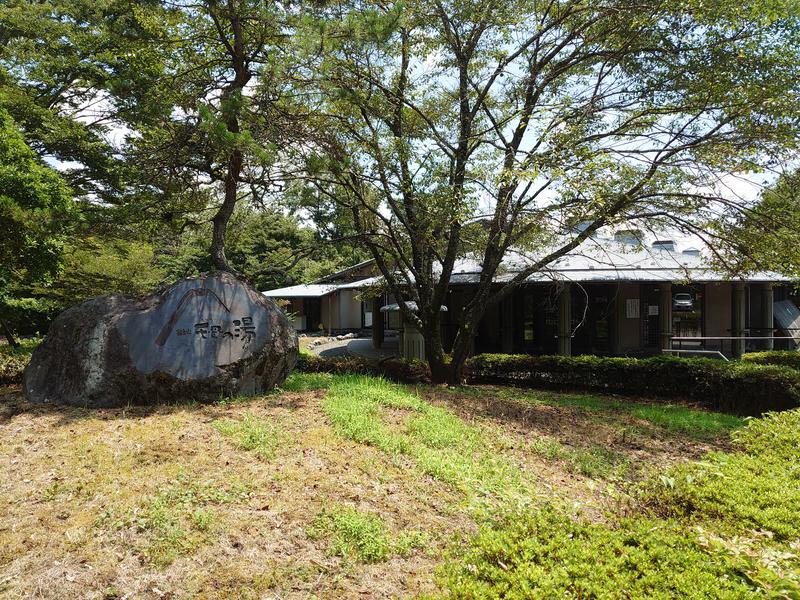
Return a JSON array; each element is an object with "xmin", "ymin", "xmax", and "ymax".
[{"xmin": 24, "ymin": 272, "xmax": 298, "ymax": 407}]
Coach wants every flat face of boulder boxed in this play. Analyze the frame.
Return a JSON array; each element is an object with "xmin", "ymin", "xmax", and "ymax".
[
  {"xmin": 115, "ymin": 276, "xmax": 273, "ymax": 380},
  {"xmin": 24, "ymin": 272, "xmax": 298, "ymax": 407}
]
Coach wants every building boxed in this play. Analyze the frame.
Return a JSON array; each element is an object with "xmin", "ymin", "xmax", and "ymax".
[
  {"xmin": 263, "ymin": 230, "xmax": 799, "ymax": 359},
  {"xmin": 262, "ymin": 260, "xmax": 398, "ymax": 334}
]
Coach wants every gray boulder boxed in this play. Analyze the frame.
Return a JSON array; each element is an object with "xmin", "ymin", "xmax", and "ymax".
[{"xmin": 25, "ymin": 272, "xmax": 298, "ymax": 407}]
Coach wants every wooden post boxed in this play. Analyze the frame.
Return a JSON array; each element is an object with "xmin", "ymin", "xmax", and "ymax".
[
  {"xmin": 659, "ymin": 282, "xmax": 673, "ymax": 351},
  {"xmin": 732, "ymin": 282, "xmax": 746, "ymax": 359},
  {"xmin": 557, "ymin": 285, "xmax": 572, "ymax": 356},
  {"xmin": 761, "ymin": 283, "xmax": 774, "ymax": 350},
  {"xmin": 372, "ymin": 296, "xmax": 384, "ymax": 349},
  {"xmin": 327, "ymin": 295, "xmax": 332, "ymax": 336}
]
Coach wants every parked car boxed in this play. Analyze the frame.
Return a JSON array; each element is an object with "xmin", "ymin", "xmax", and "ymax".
[{"xmin": 673, "ymin": 292, "xmax": 694, "ymax": 310}]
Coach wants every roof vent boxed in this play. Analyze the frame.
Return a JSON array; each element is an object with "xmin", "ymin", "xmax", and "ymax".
[
  {"xmin": 614, "ymin": 229, "xmax": 643, "ymax": 245},
  {"xmin": 651, "ymin": 240, "xmax": 676, "ymax": 252},
  {"xmin": 682, "ymin": 247, "xmax": 701, "ymax": 256}
]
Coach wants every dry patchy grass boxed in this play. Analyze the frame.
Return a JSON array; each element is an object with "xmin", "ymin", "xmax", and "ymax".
[{"xmin": 0, "ymin": 376, "xmax": 739, "ymax": 599}]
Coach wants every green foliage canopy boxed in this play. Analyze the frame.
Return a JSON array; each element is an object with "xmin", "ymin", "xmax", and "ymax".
[{"xmin": 0, "ymin": 108, "xmax": 74, "ymax": 341}]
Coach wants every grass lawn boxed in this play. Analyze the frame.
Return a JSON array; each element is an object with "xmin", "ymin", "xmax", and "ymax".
[{"xmin": 0, "ymin": 372, "xmax": 797, "ymax": 598}]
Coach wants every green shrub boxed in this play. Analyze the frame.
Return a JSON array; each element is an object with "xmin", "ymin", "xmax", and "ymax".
[
  {"xmin": 734, "ymin": 408, "xmax": 800, "ymax": 461},
  {"xmin": 647, "ymin": 452, "xmax": 800, "ymax": 541},
  {"xmin": 742, "ymin": 350, "xmax": 800, "ymax": 371},
  {"xmin": 434, "ymin": 408, "xmax": 800, "ymax": 599},
  {"xmin": 643, "ymin": 409, "xmax": 800, "ymax": 541},
  {"xmin": 466, "ymin": 354, "xmax": 800, "ymax": 415},
  {"xmin": 296, "ymin": 352, "xmax": 431, "ymax": 384},
  {"xmin": 433, "ymin": 506, "xmax": 760, "ymax": 599},
  {"xmin": 0, "ymin": 338, "xmax": 39, "ymax": 385}
]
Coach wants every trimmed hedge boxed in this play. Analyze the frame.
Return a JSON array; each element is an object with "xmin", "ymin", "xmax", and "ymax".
[
  {"xmin": 742, "ymin": 350, "xmax": 800, "ymax": 370},
  {"xmin": 465, "ymin": 354, "xmax": 800, "ymax": 415},
  {"xmin": 296, "ymin": 351, "xmax": 431, "ymax": 384}
]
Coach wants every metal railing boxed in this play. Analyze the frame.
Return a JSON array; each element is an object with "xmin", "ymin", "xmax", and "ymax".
[{"xmin": 666, "ymin": 336, "xmax": 797, "ymax": 360}]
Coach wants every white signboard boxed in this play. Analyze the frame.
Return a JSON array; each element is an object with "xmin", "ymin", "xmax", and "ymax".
[{"xmin": 648, "ymin": 305, "xmax": 660, "ymax": 316}]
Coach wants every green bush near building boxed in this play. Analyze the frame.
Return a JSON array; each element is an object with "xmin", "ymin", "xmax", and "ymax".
[
  {"xmin": 742, "ymin": 350, "xmax": 800, "ymax": 371},
  {"xmin": 467, "ymin": 354, "xmax": 800, "ymax": 415}
]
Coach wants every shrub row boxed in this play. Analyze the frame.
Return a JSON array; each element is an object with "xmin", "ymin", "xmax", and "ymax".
[
  {"xmin": 296, "ymin": 351, "xmax": 431, "ymax": 384},
  {"xmin": 742, "ymin": 349, "xmax": 800, "ymax": 370},
  {"xmin": 465, "ymin": 353, "xmax": 800, "ymax": 415}
]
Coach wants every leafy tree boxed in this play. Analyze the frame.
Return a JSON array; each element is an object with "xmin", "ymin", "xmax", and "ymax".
[
  {"xmin": 0, "ymin": 0, "xmax": 160, "ymax": 202},
  {"xmin": 1, "ymin": 0, "xmax": 302, "ymax": 271},
  {"xmin": 0, "ymin": 109, "xmax": 74, "ymax": 345},
  {"xmin": 720, "ymin": 170, "xmax": 800, "ymax": 278},
  {"xmin": 300, "ymin": 0, "xmax": 800, "ymax": 382},
  {"xmin": 44, "ymin": 238, "xmax": 169, "ymax": 308},
  {"xmin": 153, "ymin": 208, "xmax": 368, "ymax": 290},
  {"xmin": 34, "ymin": 207, "xmax": 361, "ymax": 324},
  {"xmin": 110, "ymin": 0, "xmax": 302, "ymax": 271}
]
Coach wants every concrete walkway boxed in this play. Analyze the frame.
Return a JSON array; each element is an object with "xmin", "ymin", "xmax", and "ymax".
[{"xmin": 312, "ymin": 336, "xmax": 399, "ymax": 360}]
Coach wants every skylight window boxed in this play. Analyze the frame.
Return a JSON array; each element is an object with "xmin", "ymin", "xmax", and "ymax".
[
  {"xmin": 614, "ymin": 229, "xmax": 642, "ymax": 245},
  {"xmin": 651, "ymin": 240, "xmax": 676, "ymax": 252}
]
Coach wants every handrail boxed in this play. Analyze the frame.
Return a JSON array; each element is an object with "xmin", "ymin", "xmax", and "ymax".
[
  {"xmin": 662, "ymin": 349, "xmax": 729, "ymax": 361},
  {"xmin": 668, "ymin": 335, "xmax": 797, "ymax": 360},
  {"xmin": 670, "ymin": 336, "xmax": 795, "ymax": 340}
]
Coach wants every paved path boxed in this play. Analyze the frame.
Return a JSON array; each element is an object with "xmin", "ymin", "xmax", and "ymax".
[{"xmin": 311, "ymin": 336, "xmax": 399, "ymax": 360}]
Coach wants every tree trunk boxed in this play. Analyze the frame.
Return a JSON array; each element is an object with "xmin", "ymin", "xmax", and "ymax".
[
  {"xmin": 208, "ymin": 0, "xmax": 250, "ymax": 274},
  {"xmin": 447, "ymin": 324, "xmax": 473, "ymax": 385},
  {"xmin": 424, "ymin": 316, "xmax": 449, "ymax": 384},
  {"xmin": 0, "ymin": 315, "xmax": 19, "ymax": 348},
  {"xmin": 211, "ymin": 148, "xmax": 243, "ymax": 273}
]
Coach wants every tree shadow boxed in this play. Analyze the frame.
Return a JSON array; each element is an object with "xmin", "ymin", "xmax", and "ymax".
[
  {"xmin": 420, "ymin": 385, "xmax": 732, "ymax": 459},
  {"xmin": 317, "ymin": 345, "xmax": 350, "ymax": 359},
  {"xmin": 0, "ymin": 384, "xmax": 309, "ymax": 427}
]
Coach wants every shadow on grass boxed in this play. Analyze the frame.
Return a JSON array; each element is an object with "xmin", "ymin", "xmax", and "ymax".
[
  {"xmin": 0, "ymin": 381, "xmax": 310, "ymax": 426},
  {"xmin": 425, "ymin": 383, "xmax": 743, "ymax": 448}
]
